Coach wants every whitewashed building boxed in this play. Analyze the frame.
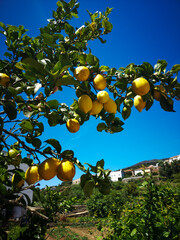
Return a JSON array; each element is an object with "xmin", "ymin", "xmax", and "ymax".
[
  {"xmin": 109, "ymin": 169, "xmax": 124, "ymax": 182},
  {"xmin": 164, "ymin": 155, "xmax": 180, "ymax": 163}
]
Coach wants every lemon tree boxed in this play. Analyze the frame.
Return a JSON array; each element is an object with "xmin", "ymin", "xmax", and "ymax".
[{"xmin": 0, "ymin": 0, "xmax": 180, "ymax": 237}]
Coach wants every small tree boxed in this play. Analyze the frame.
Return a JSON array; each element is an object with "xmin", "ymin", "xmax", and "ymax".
[{"xmin": 0, "ymin": 0, "xmax": 180, "ymax": 237}]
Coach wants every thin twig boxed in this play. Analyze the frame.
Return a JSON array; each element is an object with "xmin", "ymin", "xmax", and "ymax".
[{"xmin": 2, "ymin": 128, "xmax": 49, "ymax": 159}]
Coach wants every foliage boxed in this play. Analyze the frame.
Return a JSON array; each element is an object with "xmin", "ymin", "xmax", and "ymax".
[
  {"xmin": 87, "ymin": 188, "xmax": 127, "ymax": 218},
  {"xmin": 100, "ymin": 179, "xmax": 180, "ymax": 240},
  {"xmin": 159, "ymin": 160, "xmax": 180, "ymax": 179},
  {"xmin": 33, "ymin": 186, "xmax": 76, "ymax": 221}
]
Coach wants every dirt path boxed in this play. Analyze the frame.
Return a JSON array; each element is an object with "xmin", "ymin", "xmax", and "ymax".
[
  {"xmin": 66, "ymin": 226, "xmax": 102, "ymax": 240},
  {"xmin": 46, "ymin": 226, "xmax": 103, "ymax": 240}
]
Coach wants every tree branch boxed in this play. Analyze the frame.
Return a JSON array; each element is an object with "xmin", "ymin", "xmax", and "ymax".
[{"xmin": 2, "ymin": 128, "xmax": 49, "ymax": 160}]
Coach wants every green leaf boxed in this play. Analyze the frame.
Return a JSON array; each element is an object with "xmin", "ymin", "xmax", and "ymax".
[
  {"xmin": 32, "ymin": 138, "xmax": 42, "ymax": 148},
  {"xmin": 97, "ymin": 159, "xmax": 105, "ymax": 169},
  {"xmin": 131, "ymin": 228, "xmax": 137, "ymax": 237},
  {"xmin": 87, "ymin": 53, "xmax": 99, "ymax": 66},
  {"xmin": 122, "ymin": 106, "xmax": 131, "ymax": 120},
  {"xmin": 43, "ymin": 147, "xmax": 52, "ymax": 154},
  {"xmin": 83, "ymin": 180, "xmax": 95, "ymax": 197},
  {"xmin": 100, "ymin": 65, "xmax": 110, "ymax": 71},
  {"xmin": 160, "ymin": 96, "xmax": 175, "ymax": 112},
  {"xmin": 102, "ymin": 19, "xmax": 113, "ymax": 33},
  {"xmin": 171, "ymin": 64, "xmax": 180, "ymax": 74},
  {"xmin": 0, "ymin": 182, "xmax": 7, "ymax": 194},
  {"xmin": 21, "ymin": 157, "xmax": 33, "ymax": 166},
  {"xmin": 21, "ymin": 58, "xmax": 45, "ymax": 74},
  {"xmin": 3, "ymin": 103, "xmax": 17, "ymax": 120},
  {"xmin": 45, "ymin": 139, "xmax": 62, "ymax": 154},
  {"xmin": 47, "ymin": 100, "xmax": 59, "ymax": 110},
  {"xmin": 0, "ymin": 22, "xmax": 6, "ymax": 30},
  {"xmin": 47, "ymin": 112, "xmax": 62, "ymax": 126},
  {"xmin": 19, "ymin": 120, "xmax": 34, "ymax": 133},
  {"xmin": 80, "ymin": 172, "xmax": 92, "ymax": 189},
  {"xmin": 97, "ymin": 123, "xmax": 106, "ymax": 132},
  {"xmin": 163, "ymin": 231, "xmax": 170, "ymax": 238},
  {"xmin": 154, "ymin": 60, "xmax": 167, "ymax": 73},
  {"xmin": 60, "ymin": 150, "xmax": 74, "ymax": 159},
  {"xmin": 56, "ymin": 75, "xmax": 80, "ymax": 86},
  {"xmin": 64, "ymin": 23, "xmax": 75, "ymax": 36}
]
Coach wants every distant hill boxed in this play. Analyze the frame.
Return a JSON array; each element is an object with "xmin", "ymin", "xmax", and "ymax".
[{"xmin": 122, "ymin": 157, "xmax": 170, "ymax": 170}]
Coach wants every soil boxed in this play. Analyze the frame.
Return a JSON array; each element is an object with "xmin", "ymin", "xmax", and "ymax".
[{"xmin": 46, "ymin": 226, "xmax": 103, "ymax": 240}]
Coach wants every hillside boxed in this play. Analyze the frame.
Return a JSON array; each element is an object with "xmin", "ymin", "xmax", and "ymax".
[{"xmin": 122, "ymin": 156, "xmax": 176, "ymax": 170}]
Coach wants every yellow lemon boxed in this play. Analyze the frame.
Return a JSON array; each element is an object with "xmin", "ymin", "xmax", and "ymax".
[
  {"xmin": 97, "ymin": 91, "xmax": 109, "ymax": 104},
  {"xmin": 38, "ymin": 158, "xmax": 60, "ymax": 180},
  {"xmin": 74, "ymin": 66, "xmax": 90, "ymax": 81},
  {"xmin": 103, "ymin": 98, "xmax": 117, "ymax": 114},
  {"xmin": 57, "ymin": 159, "xmax": 75, "ymax": 182},
  {"xmin": 12, "ymin": 174, "xmax": 24, "ymax": 188},
  {"xmin": 89, "ymin": 100, "xmax": 103, "ymax": 115},
  {"xmin": 153, "ymin": 85, "xmax": 166, "ymax": 101},
  {"xmin": 0, "ymin": 73, "xmax": 10, "ymax": 87},
  {"xmin": 66, "ymin": 119, "xmax": 80, "ymax": 133},
  {"xmin": 93, "ymin": 74, "xmax": 106, "ymax": 90},
  {"xmin": 25, "ymin": 165, "xmax": 41, "ymax": 185},
  {"xmin": 134, "ymin": 95, "xmax": 146, "ymax": 112},
  {"xmin": 78, "ymin": 94, "xmax": 93, "ymax": 113},
  {"xmin": 132, "ymin": 77, "xmax": 150, "ymax": 96}
]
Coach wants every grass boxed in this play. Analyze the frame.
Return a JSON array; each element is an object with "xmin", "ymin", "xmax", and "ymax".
[{"xmin": 47, "ymin": 225, "xmax": 88, "ymax": 240}]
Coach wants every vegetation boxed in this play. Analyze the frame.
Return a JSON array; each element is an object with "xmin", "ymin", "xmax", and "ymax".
[{"xmin": 0, "ymin": 0, "xmax": 180, "ymax": 238}]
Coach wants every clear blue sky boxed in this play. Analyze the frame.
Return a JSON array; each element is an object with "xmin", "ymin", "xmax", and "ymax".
[{"xmin": 1, "ymin": 0, "xmax": 180, "ymax": 188}]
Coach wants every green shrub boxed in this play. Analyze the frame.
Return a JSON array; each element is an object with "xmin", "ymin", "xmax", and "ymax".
[
  {"xmin": 103, "ymin": 180, "xmax": 180, "ymax": 240},
  {"xmin": 87, "ymin": 189, "xmax": 126, "ymax": 218}
]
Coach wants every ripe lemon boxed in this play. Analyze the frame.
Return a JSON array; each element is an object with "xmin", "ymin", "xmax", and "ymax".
[
  {"xmin": 93, "ymin": 74, "xmax": 106, "ymax": 90},
  {"xmin": 134, "ymin": 95, "xmax": 146, "ymax": 112},
  {"xmin": 38, "ymin": 157, "xmax": 60, "ymax": 180},
  {"xmin": 97, "ymin": 90, "xmax": 109, "ymax": 104},
  {"xmin": 103, "ymin": 98, "xmax": 117, "ymax": 114},
  {"xmin": 0, "ymin": 73, "xmax": 10, "ymax": 87},
  {"xmin": 25, "ymin": 165, "xmax": 41, "ymax": 185},
  {"xmin": 132, "ymin": 77, "xmax": 150, "ymax": 96},
  {"xmin": 57, "ymin": 159, "xmax": 75, "ymax": 182},
  {"xmin": 78, "ymin": 94, "xmax": 93, "ymax": 113},
  {"xmin": 89, "ymin": 100, "xmax": 103, "ymax": 115},
  {"xmin": 74, "ymin": 66, "xmax": 90, "ymax": 81},
  {"xmin": 153, "ymin": 85, "xmax": 166, "ymax": 101},
  {"xmin": 66, "ymin": 118, "xmax": 80, "ymax": 133},
  {"xmin": 12, "ymin": 174, "xmax": 24, "ymax": 188}
]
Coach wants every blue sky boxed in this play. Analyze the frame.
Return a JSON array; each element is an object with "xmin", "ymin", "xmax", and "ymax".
[{"xmin": 1, "ymin": 0, "xmax": 180, "ymax": 188}]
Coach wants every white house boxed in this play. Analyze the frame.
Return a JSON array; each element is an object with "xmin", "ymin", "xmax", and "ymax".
[
  {"xmin": 109, "ymin": 169, "xmax": 124, "ymax": 182},
  {"xmin": 164, "ymin": 155, "xmax": 180, "ymax": 163}
]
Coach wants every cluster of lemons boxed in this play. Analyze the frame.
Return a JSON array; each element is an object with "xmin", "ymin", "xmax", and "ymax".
[
  {"xmin": 12, "ymin": 158, "xmax": 75, "ymax": 188},
  {"xmin": 66, "ymin": 66, "xmax": 118, "ymax": 133},
  {"xmin": 132, "ymin": 77, "xmax": 166, "ymax": 112}
]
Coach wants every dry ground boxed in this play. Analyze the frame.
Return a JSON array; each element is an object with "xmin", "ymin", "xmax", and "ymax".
[{"xmin": 46, "ymin": 225, "xmax": 104, "ymax": 240}]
